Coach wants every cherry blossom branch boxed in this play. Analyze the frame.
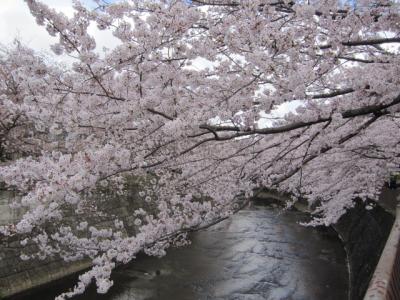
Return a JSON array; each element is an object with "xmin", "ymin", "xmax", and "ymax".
[{"xmin": 272, "ymin": 114, "xmax": 383, "ymax": 185}]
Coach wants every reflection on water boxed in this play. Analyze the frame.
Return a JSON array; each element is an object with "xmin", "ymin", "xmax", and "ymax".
[{"xmin": 11, "ymin": 201, "xmax": 348, "ymax": 300}]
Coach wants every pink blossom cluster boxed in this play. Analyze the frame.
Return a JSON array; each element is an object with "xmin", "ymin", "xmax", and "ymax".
[{"xmin": 0, "ymin": 0, "xmax": 399, "ymax": 298}]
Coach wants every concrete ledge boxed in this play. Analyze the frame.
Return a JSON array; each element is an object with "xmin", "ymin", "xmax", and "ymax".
[
  {"xmin": 364, "ymin": 205, "xmax": 400, "ymax": 300},
  {"xmin": 0, "ymin": 259, "xmax": 91, "ymax": 298}
]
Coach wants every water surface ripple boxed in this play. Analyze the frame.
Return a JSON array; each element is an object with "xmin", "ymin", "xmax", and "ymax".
[{"xmin": 15, "ymin": 201, "xmax": 348, "ymax": 300}]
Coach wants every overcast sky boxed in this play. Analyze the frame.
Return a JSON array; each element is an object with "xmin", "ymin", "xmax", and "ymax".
[
  {"xmin": 0, "ymin": 0, "xmax": 119, "ymax": 58},
  {"xmin": 1, "ymin": 1, "xmax": 71, "ymax": 52}
]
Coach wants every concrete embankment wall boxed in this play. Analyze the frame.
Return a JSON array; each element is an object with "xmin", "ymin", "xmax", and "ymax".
[
  {"xmin": 0, "ymin": 187, "xmax": 81, "ymax": 298},
  {"xmin": 0, "ymin": 177, "xmax": 149, "ymax": 298}
]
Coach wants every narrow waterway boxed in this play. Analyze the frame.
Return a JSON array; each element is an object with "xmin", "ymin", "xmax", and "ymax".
[{"xmin": 11, "ymin": 201, "xmax": 348, "ymax": 300}]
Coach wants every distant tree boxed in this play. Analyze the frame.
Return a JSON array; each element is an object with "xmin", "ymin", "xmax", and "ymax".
[{"xmin": 0, "ymin": 0, "xmax": 399, "ymax": 298}]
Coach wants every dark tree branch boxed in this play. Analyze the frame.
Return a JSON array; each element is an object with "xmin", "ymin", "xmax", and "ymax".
[
  {"xmin": 320, "ymin": 37, "xmax": 400, "ymax": 49},
  {"xmin": 201, "ymin": 92, "xmax": 400, "ymax": 136}
]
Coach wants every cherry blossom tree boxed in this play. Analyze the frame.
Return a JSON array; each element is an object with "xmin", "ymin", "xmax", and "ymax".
[{"xmin": 1, "ymin": 0, "xmax": 400, "ymax": 298}]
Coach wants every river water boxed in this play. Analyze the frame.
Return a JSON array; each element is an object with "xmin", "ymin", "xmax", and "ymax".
[{"xmin": 11, "ymin": 201, "xmax": 348, "ymax": 300}]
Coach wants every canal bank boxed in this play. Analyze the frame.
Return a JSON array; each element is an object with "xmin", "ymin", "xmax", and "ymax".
[
  {"xmin": 6, "ymin": 200, "xmax": 348, "ymax": 300},
  {"xmin": 333, "ymin": 201, "xmax": 394, "ymax": 300},
  {"xmin": 0, "ymin": 186, "xmax": 394, "ymax": 300}
]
